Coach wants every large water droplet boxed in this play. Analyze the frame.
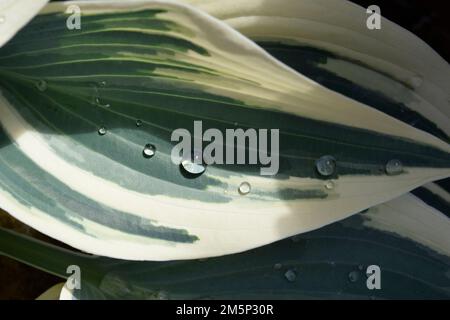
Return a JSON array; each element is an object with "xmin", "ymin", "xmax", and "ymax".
[
  {"xmin": 181, "ymin": 150, "xmax": 206, "ymax": 176},
  {"xmin": 348, "ymin": 270, "xmax": 360, "ymax": 282},
  {"xmin": 386, "ymin": 159, "xmax": 403, "ymax": 175},
  {"xmin": 238, "ymin": 182, "xmax": 251, "ymax": 195},
  {"xmin": 284, "ymin": 269, "xmax": 297, "ymax": 282},
  {"xmin": 316, "ymin": 155, "xmax": 336, "ymax": 176},
  {"xmin": 98, "ymin": 126, "xmax": 107, "ymax": 136},
  {"xmin": 136, "ymin": 119, "xmax": 143, "ymax": 127},
  {"xmin": 143, "ymin": 144, "xmax": 156, "ymax": 158},
  {"xmin": 36, "ymin": 80, "xmax": 47, "ymax": 92}
]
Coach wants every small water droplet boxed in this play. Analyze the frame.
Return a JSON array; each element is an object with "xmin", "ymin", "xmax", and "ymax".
[
  {"xmin": 95, "ymin": 97, "xmax": 110, "ymax": 108},
  {"xmin": 136, "ymin": 120, "xmax": 143, "ymax": 127},
  {"xmin": 143, "ymin": 144, "xmax": 156, "ymax": 158},
  {"xmin": 98, "ymin": 126, "xmax": 107, "ymax": 136},
  {"xmin": 36, "ymin": 80, "xmax": 47, "ymax": 92},
  {"xmin": 98, "ymin": 81, "xmax": 107, "ymax": 87},
  {"xmin": 324, "ymin": 180, "xmax": 335, "ymax": 190},
  {"xmin": 410, "ymin": 75, "xmax": 423, "ymax": 88},
  {"xmin": 348, "ymin": 270, "xmax": 360, "ymax": 282},
  {"xmin": 238, "ymin": 182, "xmax": 251, "ymax": 195},
  {"xmin": 284, "ymin": 269, "xmax": 297, "ymax": 282},
  {"xmin": 156, "ymin": 290, "xmax": 169, "ymax": 300},
  {"xmin": 274, "ymin": 263, "xmax": 282, "ymax": 270},
  {"xmin": 0, "ymin": 15, "xmax": 5, "ymax": 24},
  {"xmin": 386, "ymin": 159, "xmax": 403, "ymax": 175},
  {"xmin": 316, "ymin": 155, "xmax": 336, "ymax": 176}
]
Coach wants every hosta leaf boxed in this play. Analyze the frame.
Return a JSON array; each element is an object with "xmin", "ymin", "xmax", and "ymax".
[
  {"xmin": 186, "ymin": 0, "xmax": 450, "ymax": 141},
  {"xmin": 0, "ymin": 0, "xmax": 49, "ymax": 48},
  {"xmin": 0, "ymin": 0, "xmax": 449, "ymax": 261},
  {"xmin": 1, "ymin": 204, "xmax": 450, "ymax": 300}
]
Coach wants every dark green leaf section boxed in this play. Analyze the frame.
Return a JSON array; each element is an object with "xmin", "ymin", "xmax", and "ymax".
[
  {"xmin": 0, "ymin": 126, "xmax": 198, "ymax": 243},
  {"xmin": 0, "ymin": 10, "xmax": 449, "ymax": 204},
  {"xmin": 1, "ymin": 212, "xmax": 449, "ymax": 299},
  {"xmin": 259, "ymin": 42, "xmax": 450, "ymax": 144}
]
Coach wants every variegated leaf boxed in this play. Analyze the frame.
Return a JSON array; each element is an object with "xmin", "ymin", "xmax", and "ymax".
[{"xmin": 0, "ymin": 0, "xmax": 449, "ymax": 261}]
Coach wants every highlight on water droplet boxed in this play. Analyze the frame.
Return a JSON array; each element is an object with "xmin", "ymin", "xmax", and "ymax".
[
  {"xmin": 136, "ymin": 120, "xmax": 143, "ymax": 127},
  {"xmin": 238, "ymin": 182, "xmax": 251, "ymax": 195},
  {"xmin": 324, "ymin": 180, "xmax": 335, "ymax": 190},
  {"xmin": 284, "ymin": 269, "xmax": 297, "ymax": 282},
  {"xmin": 385, "ymin": 159, "xmax": 403, "ymax": 175},
  {"xmin": 143, "ymin": 144, "xmax": 156, "ymax": 158},
  {"xmin": 36, "ymin": 80, "xmax": 47, "ymax": 92},
  {"xmin": 98, "ymin": 126, "xmax": 107, "ymax": 136},
  {"xmin": 316, "ymin": 155, "xmax": 336, "ymax": 176}
]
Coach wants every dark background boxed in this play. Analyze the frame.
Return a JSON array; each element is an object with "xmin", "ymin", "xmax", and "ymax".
[{"xmin": 1, "ymin": 0, "xmax": 449, "ymax": 300}]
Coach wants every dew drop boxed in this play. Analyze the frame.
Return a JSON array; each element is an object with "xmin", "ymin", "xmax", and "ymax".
[
  {"xmin": 316, "ymin": 155, "xmax": 336, "ymax": 176},
  {"xmin": 284, "ymin": 269, "xmax": 297, "ymax": 282},
  {"xmin": 98, "ymin": 126, "xmax": 107, "ymax": 136},
  {"xmin": 95, "ymin": 97, "xmax": 110, "ymax": 108},
  {"xmin": 36, "ymin": 80, "xmax": 47, "ymax": 92},
  {"xmin": 324, "ymin": 180, "xmax": 335, "ymax": 190},
  {"xmin": 274, "ymin": 263, "xmax": 282, "ymax": 270},
  {"xmin": 410, "ymin": 75, "xmax": 423, "ymax": 88},
  {"xmin": 238, "ymin": 182, "xmax": 251, "ymax": 195},
  {"xmin": 135, "ymin": 119, "xmax": 143, "ymax": 127},
  {"xmin": 385, "ymin": 159, "xmax": 403, "ymax": 175},
  {"xmin": 143, "ymin": 144, "xmax": 156, "ymax": 158},
  {"xmin": 156, "ymin": 290, "xmax": 169, "ymax": 300},
  {"xmin": 181, "ymin": 155, "xmax": 206, "ymax": 177},
  {"xmin": 348, "ymin": 270, "xmax": 360, "ymax": 283},
  {"xmin": 98, "ymin": 81, "xmax": 107, "ymax": 87}
]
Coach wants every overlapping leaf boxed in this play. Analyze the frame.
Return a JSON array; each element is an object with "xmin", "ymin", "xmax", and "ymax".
[{"xmin": 0, "ymin": 0, "xmax": 449, "ymax": 261}]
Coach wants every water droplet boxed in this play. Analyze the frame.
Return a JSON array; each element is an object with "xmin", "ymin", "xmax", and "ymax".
[
  {"xmin": 181, "ymin": 150, "xmax": 206, "ymax": 176},
  {"xmin": 316, "ymin": 155, "xmax": 336, "ymax": 176},
  {"xmin": 156, "ymin": 290, "xmax": 169, "ymax": 300},
  {"xmin": 95, "ymin": 97, "xmax": 110, "ymax": 108},
  {"xmin": 135, "ymin": 120, "xmax": 143, "ymax": 127},
  {"xmin": 274, "ymin": 263, "xmax": 282, "ymax": 270},
  {"xmin": 143, "ymin": 144, "xmax": 156, "ymax": 158},
  {"xmin": 0, "ymin": 15, "xmax": 5, "ymax": 24},
  {"xmin": 98, "ymin": 126, "xmax": 107, "ymax": 136},
  {"xmin": 348, "ymin": 270, "xmax": 360, "ymax": 282},
  {"xmin": 36, "ymin": 80, "xmax": 47, "ymax": 92},
  {"xmin": 324, "ymin": 180, "xmax": 335, "ymax": 190},
  {"xmin": 284, "ymin": 269, "xmax": 297, "ymax": 282},
  {"xmin": 238, "ymin": 182, "xmax": 251, "ymax": 195},
  {"xmin": 386, "ymin": 159, "xmax": 403, "ymax": 175},
  {"xmin": 98, "ymin": 81, "xmax": 107, "ymax": 87},
  {"xmin": 410, "ymin": 75, "xmax": 423, "ymax": 88}
]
